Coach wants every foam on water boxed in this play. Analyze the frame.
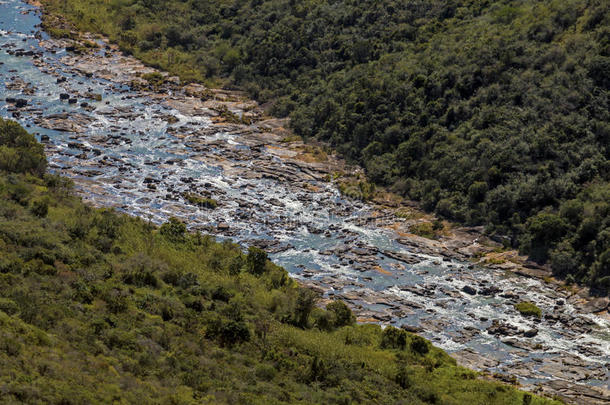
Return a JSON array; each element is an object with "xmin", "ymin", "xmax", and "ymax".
[{"xmin": 0, "ymin": 0, "xmax": 608, "ymax": 392}]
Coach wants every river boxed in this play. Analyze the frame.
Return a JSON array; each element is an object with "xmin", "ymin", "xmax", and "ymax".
[{"xmin": 0, "ymin": 0, "xmax": 608, "ymax": 402}]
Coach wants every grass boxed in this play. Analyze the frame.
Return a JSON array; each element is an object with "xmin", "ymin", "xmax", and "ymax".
[
  {"xmin": 183, "ymin": 193, "xmax": 218, "ymax": 209},
  {"xmin": 515, "ymin": 302, "xmax": 542, "ymax": 318},
  {"xmin": 0, "ymin": 117, "xmax": 563, "ymax": 404}
]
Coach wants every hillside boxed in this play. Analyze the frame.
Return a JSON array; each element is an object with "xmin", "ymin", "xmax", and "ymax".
[
  {"xmin": 39, "ymin": 0, "xmax": 610, "ymax": 294},
  {"xmin": 0, "ymin": 117, "xmax": 562, "ymax": 404}
]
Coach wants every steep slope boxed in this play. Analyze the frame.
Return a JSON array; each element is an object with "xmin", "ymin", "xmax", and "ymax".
[
  {"xmin": 39, "ymin": 0, "xmax": 610, "ymax": 293},
  {"xmin": 0, "ymin": 118, "xmax": 559, "ymax": 403}
]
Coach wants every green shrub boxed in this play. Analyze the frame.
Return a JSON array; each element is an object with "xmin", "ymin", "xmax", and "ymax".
[
  {"xmin": 246, "ymin": 246, "xmax": 267, "ymax": 275},
  {"xmin": 254, "ymin": 364, "xmax": 277, "ymax": 381},
  {"xmin": 142, "ymin": 71, "xmax": 166, "ymax": 86},
  {"xmin": 160, "ymin": 217, "xmax": 187, "ymax": 240},
  {"xmin": 380, "ymin": 326, "xmax": 407, "ymax": 350},
  {"xmin": 395, "ymin": 366, "xmax": 412, "ymax": 389},
  {"xmin": 184, "ymin": 193, "xmax": 218, "ymax": 209},
  {"xmin": 0, "ymin": 118, "xmax": 46, "ymax": 176},
  {"xmin": 206, "ymin": 317, "xmax": 250, "ymax": 347},
  {"xmin": 0, "ymin": 298, "xmax": 19, "ymax": 315},
  {"xmin": 514, "ymin": 302, "xmax": 542, "ymax": 318},
  {"xmin": 312, "ymin": 307, "xmax": 334, "ymax": 331},
  {"xmin": 410, "ymin": 335, "xmax": 429, "ymax": 355},
  {"xmin": 326, "ymin": 300, "xmax": 355, "ymax": 328},
  {"xmin": 292, "ymin": 288, "xmax": 317, "ymax": 328},
  {"xmin": 410, "ymin": 222, "xmax": 436, "ymax": 239}
]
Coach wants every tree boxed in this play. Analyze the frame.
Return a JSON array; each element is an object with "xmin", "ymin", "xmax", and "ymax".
[
  {"xmin": 294, "ymin": 288, "xmax": 317, "ymax": 328},
  {"xmin": 380, "ymin": 326, "xmax": 407, "ymax": 350},
  {"xmin": 326, "ymin": 300, "xmax": 355, "ymax": 327},
  {"xmin": 523, "ymin": 212, "xmax": 568, "ymax": 262},
  {"xmin": 160, "ymin": 217, "xmax": 187, "ymax": 241},
  {"xmin": 410, "ymin": 335, "xmax": 429, "ymax": 355},
  {"xmin": 246, "ymin": 246, "xmax": 267, "ymax": 275}
]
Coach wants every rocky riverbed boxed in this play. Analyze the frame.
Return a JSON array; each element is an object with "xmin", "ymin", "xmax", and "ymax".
[{"xmin": 1, "ymin": 0, "xmax": 609, "ymax": 402}]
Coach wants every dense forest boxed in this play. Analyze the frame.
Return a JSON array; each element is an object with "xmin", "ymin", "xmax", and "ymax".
[
  {"xmin": 0, "ymin": 118, "xmax": 561, "ymax": 404},
  {"xmin": 40, "ymin": 0, "xmax": 610, "ymax": 294}
]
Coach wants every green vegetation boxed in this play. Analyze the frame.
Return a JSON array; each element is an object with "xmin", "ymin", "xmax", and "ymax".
[
  {"xmin": 410, "ymin": 222, "xmax": 442, "ymax": 240},
  {"xmin": 213, "ymin": 104, "xmax": 252, "ymax": 124},
  {"xmin": 0, "ymin": 118, "xmax": 559, "ymax": 403},
  {"xmin": 183, "ymin": 192, "xmax": 218, "ymax": 209},
  {"xmin": 337, "ymin": 177, "xmax": 376, "ymax": 201},
  {"xmin": 515, "ymin": 302, "xmax": 542, "ymax": 318},
  {"xmin": 40, "ymin": 0, "xmax": 609, "ymax": 294}
]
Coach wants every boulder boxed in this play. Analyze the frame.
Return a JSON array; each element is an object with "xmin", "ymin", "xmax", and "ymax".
[
  {"xmin": 523, "ymin": 328, "xmax": 538, "ymax": 338},
  {"xmin": 480, "ymin": 286, "xmax": 501, "ymax": 296},
  {"xmin": 487, "ymin": 320, "xmax": 519, "ymax": 336},
  {"xmin": 462, "ymin": 285, "xmax": 477, "ymax": 295},
  {"xmin": 400, "ymin": 324, "xmax": 423, "ymax": 333}
]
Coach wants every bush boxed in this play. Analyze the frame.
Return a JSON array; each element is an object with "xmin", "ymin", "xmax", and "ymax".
[
  {"xmin": 0, "ymin": 298, "xmax": 19, "ymax": 315},
  {"xmin": 410, "ymin": 335, "xmax": 429, "ymax": 355},
  {"xmin": 395, "ymin": 366, "xmax": 412, "ymax": 389},
  {"xmin": 514, "ymin": 302, "xmax": 542, "ymax": 318},
  {"xmin": 254, "ymin": 364, "xmax": 277, "ymax": 381},
  {"xmin": 293, "ymin": 288, "xmax": 317, "ymax": 328},
  {"xmin": 380, "ymin": 326, "xmax": 407, "ymax": 350},
  {"xmin": 326, "ymin": 300, "xmax": 355, "ymax": 328},
  {"xmin": 206, "ymin": 317, "xmax": 250, "ymax": 347},
  {"xmin": 246, "ymin": 246, "xmax": 267, "ymax": 275},
  {"xmin": 312, "ymin": 307, "xmax": 334, "ymax": 331},
  {"xmin": 30, "ymin": 197, "xmax": 49, "ymax": 218},
  {"xmin": 160, "ymin": 217, "xmax": 187, "ymax": 240},
  {"xmin": 184, "ymin": 193, "xmax": 218, "ymax": 209},
  {"xmin": 0, "ymin": 118, "xmax": 46, "ymax": 176}
]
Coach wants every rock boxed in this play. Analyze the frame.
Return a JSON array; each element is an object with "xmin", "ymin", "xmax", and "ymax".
[
  {"xmin": 59, "ymin": 93, "xmax": 70, "ymax": 100},
  {"xmin": 480, "ymin": 286, "xmax": 501, "ymax": 296},
  {"xmin": 453, "ymin": 348, "xmax": 500, "ymax": 370},
  {"xmin": 217, "ymin": 222, "xmax": 230, "ymax": 231},
  {"xmin": 35, "ymin": 112, "xmax": 94, "ymax": 133},
  {"xmin": 579, "ymin": 297, "xmax": 609, "ymax": 313},
  {"xmin": 68, "ymin": 98, "xmax": 78, "ymax": 104},
  {"xmin": 453, "ymin": 326, "xmax": 480, "ymax": 343},
  {"xmin": 501, "ymin": 338, "xmax": 540, "ymax": 351},
  {"xmin": 499, "ymin": 291, "xmax": 520, "ymax": 300},
  {"xmin": 536, "ymin": 377, "xmax": 610, "ymax": 405},
  {"xmin": 400, "ymin": 324, "xmax": 423, "ymax": 333},
  {"xmin": 462, "ymin": 285, "xmax": 477, "ymax": 295},
  {"xmin": 382, "ymin": 250, "xmax": 421, "ymax": 265},
  {"xmin": 487, "ymin": 320, "xmax": 519, "ymax": 336},
  {"xmin": 15, "ymin": 99, "xmax": 27, "ymax": 108},
  {"xmin": 523, "ymin": 328, "xmax": 538, "ymax": 338}
]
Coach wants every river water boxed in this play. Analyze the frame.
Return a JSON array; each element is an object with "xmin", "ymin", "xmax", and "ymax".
[{"xmin": 1, "ymin": 0, "xmax": 608, "ymax": 399}]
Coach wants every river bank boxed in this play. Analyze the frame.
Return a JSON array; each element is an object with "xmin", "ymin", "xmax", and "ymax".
[{"xmin": 2, "ymin": 1, "xmax": 609, "ymax": 402}]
